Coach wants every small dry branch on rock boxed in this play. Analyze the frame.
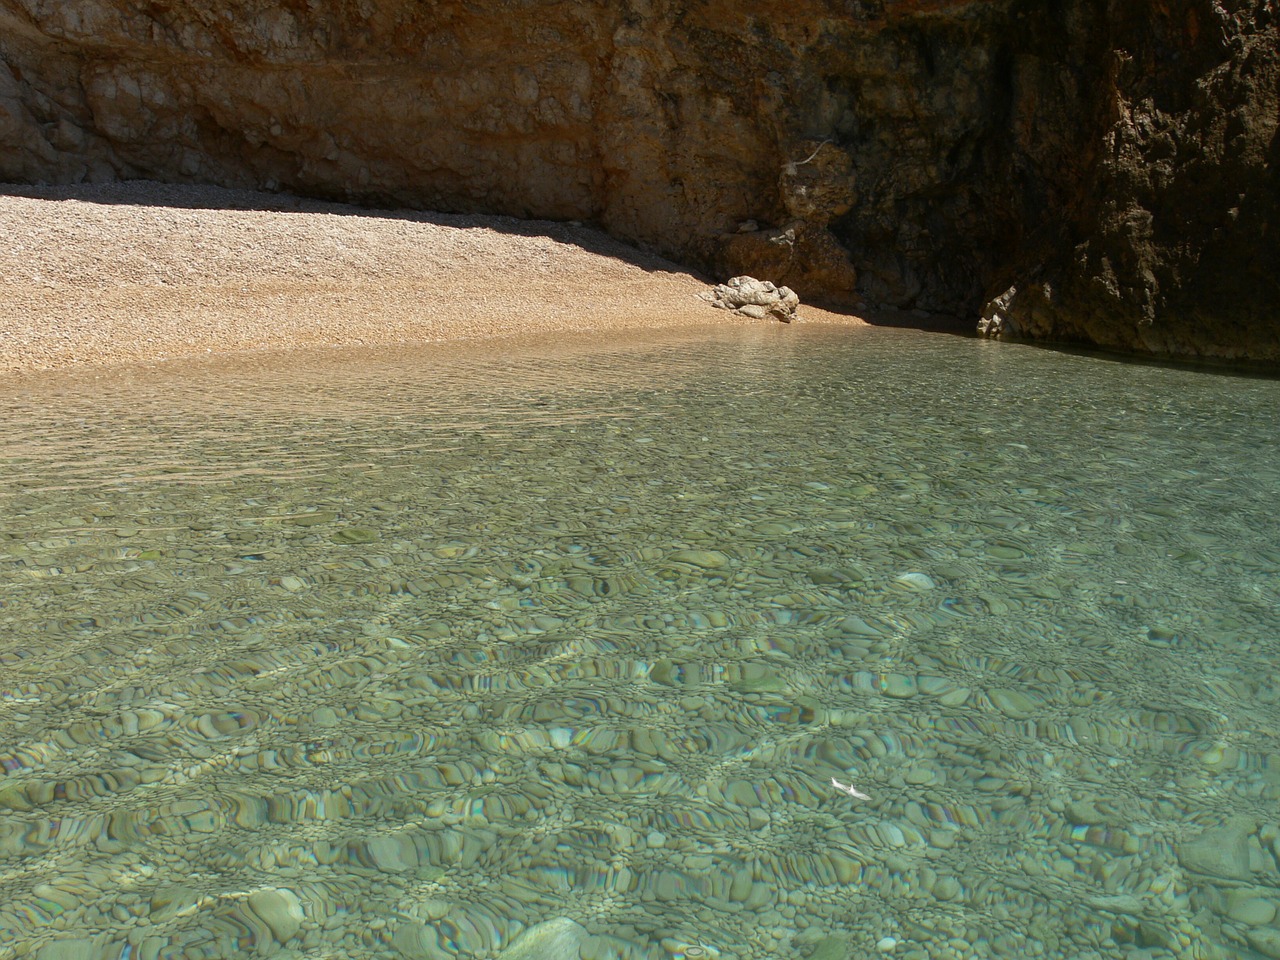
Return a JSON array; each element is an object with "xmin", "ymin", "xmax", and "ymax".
[{"xmin": 700, "ymin": 275, "xmax": 800, "ymax": 323}]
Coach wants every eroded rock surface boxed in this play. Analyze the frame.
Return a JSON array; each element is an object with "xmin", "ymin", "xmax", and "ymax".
[
  {"xmin": 977, "ymin": 3, "xmax": 1280, "ymax": 362},
  {"xmin": 702, "ymin": 276, "xmax": 800, "ymax": 322},
  {"xmin": 0, "ymin": 0, "xmax": 1275, "ymax": 360}
]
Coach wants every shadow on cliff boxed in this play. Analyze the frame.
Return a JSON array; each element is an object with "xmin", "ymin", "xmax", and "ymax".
[{"xmin": 0, "ymin": 180, "xmax": 709, "ymax": 282}]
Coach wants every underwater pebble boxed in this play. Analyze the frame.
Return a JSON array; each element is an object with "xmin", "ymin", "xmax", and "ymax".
[
  {"xmin": 668, "ymin": 550, "xmax": 729, "ymax": 569},
  {"xmin": 805, "ymin": 935, "xmax": 849, "ymax": 960},
  {"xmin": 894, "ymin": 572, "xmax": 935, "ymax": 591},
  {"xmin": 987, "ymin": 688, "xmax": 1038, "ymax": 719},
  {"xmin": 660, "ymin": 939, "xmax": 721, "ymax": 960},
  {"xmin": 985, "ymin": 544, "xmax": 1025, "ymax": 560},
  {"xmin": 1229, "ymin": 897, "xmax": 1277, "ymax": 926},
  {"xmin": 915, "ymin": 676, "xmax": 954, "ymax": 696},
  {"xmin": 1179, "ymin": 816, "xmax": 1256, "ymax": 880},
  {"xmin": 937, "ymin": 687, "xmax": 971, "ymax": 707},
  {"xmin": 879, "ymin": 674, "xmax": 916, "ymax": 698},
  {"xmin": 1246, "ymin": 927, "xmax": 1280, "ymax": 959},
  {"xmin": 931, "ymin": 877, "xmax": 962, "ymax": 901},
  {"xmin": 34, "ymin": 939, "xmax": 100, "ymax": 960},
  {"xmin": 245, "ymin": 888, "xmax": 304, "ymax": 943}
]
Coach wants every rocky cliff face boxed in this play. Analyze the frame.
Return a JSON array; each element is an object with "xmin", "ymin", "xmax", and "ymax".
[{"xmin": 1, "ymin": 0, "xmax": 1276, "ymax": 362}]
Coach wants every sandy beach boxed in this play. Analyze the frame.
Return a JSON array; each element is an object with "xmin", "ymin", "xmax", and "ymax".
[{"xmin": 0, "ymin": 182, "xmax": 864, "ymax": 374}]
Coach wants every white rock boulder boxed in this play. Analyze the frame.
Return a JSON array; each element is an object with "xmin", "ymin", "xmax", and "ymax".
[{"xmin": 701, "ymin": 275, "xmax": 800, "ymax": 323}]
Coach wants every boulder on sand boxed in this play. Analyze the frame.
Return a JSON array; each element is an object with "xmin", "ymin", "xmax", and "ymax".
[{"xmin": 701, "ymin": 276, "xmax": 800, "ymax": 323}]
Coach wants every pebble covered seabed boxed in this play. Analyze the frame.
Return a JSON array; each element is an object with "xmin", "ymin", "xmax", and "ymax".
[{"xmin": 0, "ymin": 326, "xmax": 1278, "ymax": 960}]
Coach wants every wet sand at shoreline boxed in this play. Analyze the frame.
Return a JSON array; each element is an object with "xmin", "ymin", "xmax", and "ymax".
[{"xmin": 0, "ymin": 181, "xmax": 865, "ymax": 375}]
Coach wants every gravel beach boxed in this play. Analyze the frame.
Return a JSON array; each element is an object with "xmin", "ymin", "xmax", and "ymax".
[{"xmin": 0, "ymin": 182, "xmax": 862, "ymax": 373}]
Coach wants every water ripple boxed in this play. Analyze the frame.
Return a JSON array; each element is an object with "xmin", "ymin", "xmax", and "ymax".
[{"xmin": 1, "ymin": 327, "xmax": 1278, "ymax": 959}]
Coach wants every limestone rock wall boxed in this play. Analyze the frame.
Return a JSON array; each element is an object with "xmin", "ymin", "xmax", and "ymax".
[
  {"xmin": 982, "ymin": 1, "xmax": 1280, "ymax": 362},
  {"xmin": 0, "ymin": 0, "xmax": 1276, "ymax": 361}
]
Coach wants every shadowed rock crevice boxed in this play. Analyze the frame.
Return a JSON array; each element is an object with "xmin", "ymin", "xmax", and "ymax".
[{"xmin": 0, "ymin": 0, "xmax": 1275, "ymax": 361}]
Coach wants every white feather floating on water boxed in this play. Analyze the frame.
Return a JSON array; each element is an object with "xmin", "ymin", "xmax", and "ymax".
[{"xmin": 830, "ymin": 777, "xmax": 871, "ymax": 801}]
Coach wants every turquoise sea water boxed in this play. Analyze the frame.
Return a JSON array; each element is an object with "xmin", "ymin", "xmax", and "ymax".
[{"xmin": 1, "ymin": 325, "xmax": 1278, "ymax": 960}]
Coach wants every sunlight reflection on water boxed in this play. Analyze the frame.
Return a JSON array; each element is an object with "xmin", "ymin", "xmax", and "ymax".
[{"xmin": 1, "ymin": 325, "xmax": 1278, "ymax": 960}]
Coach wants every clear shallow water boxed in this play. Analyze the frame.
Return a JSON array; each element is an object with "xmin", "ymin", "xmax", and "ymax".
[{"xmin": 1, "ymin": 326, "xmax": 1278, "ymax": 960}]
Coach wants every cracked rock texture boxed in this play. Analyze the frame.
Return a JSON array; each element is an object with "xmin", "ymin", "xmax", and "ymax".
[{"xmin": 1, "ymin": 0, "xmax": 1276, "ymax": 361}]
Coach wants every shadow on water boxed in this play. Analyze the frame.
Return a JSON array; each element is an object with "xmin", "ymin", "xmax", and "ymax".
[
  {"xmin": 838, "ymin": 295, "xmax": 1280, "ymax": 379},
  {"xmin": 1003, "ymin": 336, "xmax": 1280, "ymax": 380},
  {"xmin": 842, "ymin": 303, "xmax": 975, "ymax": 337},
  {"xmin": 829, "ymin": 307, "xmax": 1280, "ymax": 378}
]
